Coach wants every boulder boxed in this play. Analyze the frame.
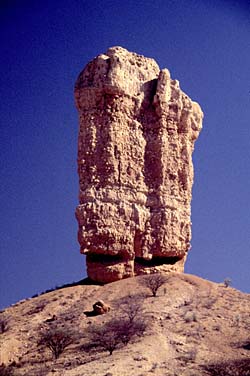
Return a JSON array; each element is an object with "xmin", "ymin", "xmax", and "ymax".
[{"xmin": 93, "ymin": 300, "xmax": 111, "ymax": 315}]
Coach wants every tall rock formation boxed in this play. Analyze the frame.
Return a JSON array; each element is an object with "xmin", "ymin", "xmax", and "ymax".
[{"xmin": 75, "ymin": 47, "xmax": 203, "ymax": 283}]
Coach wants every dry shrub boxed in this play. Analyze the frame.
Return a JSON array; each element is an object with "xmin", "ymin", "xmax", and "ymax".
[
  {"xmin": 242, "ymin": 341, "xmax": 250, "ymax": 350},
  {"xmin": 0, "ymin": 315, "xmax": 9, "ymax": 334},
  {"xmin": 139, "ymin": 273, "xmax": 168, "ymax": 297},
  {"xmin": 113, "ymin": 318, "xmax": 147, "ymax": 345},
  {"xmin": 183, "ymin": 311, "xmax": 197, "ymax": 323},
  {"xmin": 203, "ymin": 358, "xmax": 250, "ymax": 376},
  {"xmin": 27, "ymin": 301, "xmax": 46, "ymax": 315},
  {"xmin": 86, "ymin": 317, "xmax": 147, "ymax": 355},
  {"xmin": 115, "ymin": 294, "xmax": 145, "ymax": 323},
  {"xmin": 85, "ymin": 321, "xmax": 121, "ymax": 355},
  {"xmin": 178, "ymin": 348, "xmax": 197, "ymax": 363},
  {"xmin": 38, "ymin": 325, "xmax": 75, "ymax": 359},
  {"xmin": 223, "ymin": 278, "xmax": 232, "ymax": 288},
  {"xmin": 0, "ymin": 364, "xmax": 14, "ymax": 376}
]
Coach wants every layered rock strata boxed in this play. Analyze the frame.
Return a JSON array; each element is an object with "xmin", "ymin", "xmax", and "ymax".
[{"xmin": 75, "ymin": 46, "xmax": 203, "ymax": 283}]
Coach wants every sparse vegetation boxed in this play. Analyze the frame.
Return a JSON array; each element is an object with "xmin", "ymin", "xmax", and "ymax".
[
  {"xmin": 85, "ymin": 321, "xmax": 122, "ymax": 355},
  {"xmin": 37, "ymin": 325, "xmax": 75, "ymax": 359},
  {"xmin": 115, "ymin": 294, "xmax": 145, "ymax": 323},
  {"xmin": 0, "ymin": 364, "xmax": 14, "ymax": 376},
  {"xmin": 27, "ymin": 301, "xmax": 46, "ymax": 315},
  {"xmin": 139, "ymin": 273, "xmax": 168, "ymax": 297},
  {"xmin": 182, "ymin": 298, "xmax": 194, "ymax": 307},
  {"xmin": 183, "ymin": 311, "xmax": 197, "ymax": 323},
  {"xmin": 212, "ymin": 323, "xmax": 221, "ymax": 331},
  {"xmin": 184, "ymin": 348, "xmax": 197, "ymax": 362},
  {"xmin": 177, "ymin": 348, "xmax": 197, "ymax": 363},
  {"xmin": 232, "ymin": 314, "xmax": 241, "ymax": 327},
  {"xmin": 113, "ymin": 318, "xmax": 147, "ymax": 345},
  {"xmin": 203, "ymin": 358, "xmax": 250, "ymax": 376},
  {"xmin": 0, "ymin": 316, "xmax": 8, "ymax": 334},
  {"xmin": 1, "ymin": 274, "xmax": 250, "ymax": 375},
  {"xmin": 223, "ymin": 278, "xmax": 232, "ymax": 288},
  {"xmin": 243, "ymin": 342, "xmax": 250, "ymax": 350},
  {"xmin": 149, "ymin": 362, "xmax": 158, "ymax": 372},
  {"xmin": 202, "ymin": 296, "xmax": 217, "ymax": 309},
  {"xmin": 86, "ymin": 316, "xmax": 147, "ymax": 355}
]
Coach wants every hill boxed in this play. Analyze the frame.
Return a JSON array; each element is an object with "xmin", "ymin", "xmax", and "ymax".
[{"xmin": 1, "ymin": 273, "xmax": 250, "ymax": 375}]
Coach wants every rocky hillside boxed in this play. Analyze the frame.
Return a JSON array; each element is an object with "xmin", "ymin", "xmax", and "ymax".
[{"xmin": 1, "ymin": 274, "xmax": 250, "ymax": 375}]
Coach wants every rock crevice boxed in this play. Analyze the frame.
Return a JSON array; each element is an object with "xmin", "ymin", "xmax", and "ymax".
[{"xmin": 75, "ymin": 47, "xmax": 203, "ymax": 283}]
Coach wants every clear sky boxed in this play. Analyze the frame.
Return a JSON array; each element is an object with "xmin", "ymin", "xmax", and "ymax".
[{"xmin": 0, "ymin": 0, "xmax": 250, "ymax": 308}]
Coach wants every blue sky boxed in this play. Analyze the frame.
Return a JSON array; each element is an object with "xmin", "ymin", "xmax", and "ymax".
[{"xmin": 0, "ymin": 0, "xmax": 250, "ymax": 308}]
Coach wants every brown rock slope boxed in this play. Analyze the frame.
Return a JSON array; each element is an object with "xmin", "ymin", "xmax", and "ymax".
[
  {"xmin": 75, "ymin": 47, "xmax": 203, "ymax": 283},
  {"xmin": 1, "ymin": 274, "xmax": 250, "ymax": 375}
]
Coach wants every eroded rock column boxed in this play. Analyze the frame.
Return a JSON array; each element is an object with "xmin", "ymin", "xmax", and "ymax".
[{"xmin": 75, "ymin": 46, "xmax": 203, "ymax": 283}]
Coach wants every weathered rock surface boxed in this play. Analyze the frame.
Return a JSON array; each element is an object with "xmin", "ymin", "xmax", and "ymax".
[
  {"xmin": 75, "ymin": 46, "xmax": 203, "ymax": 283},
  {"xmin": 92, "ymin": 300, "xmax": 111, "ymax": 315}
]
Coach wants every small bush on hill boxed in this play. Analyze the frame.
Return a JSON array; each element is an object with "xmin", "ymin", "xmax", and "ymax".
[
  {"xmin": 27, "ymin": 301, "xmax": 46, "ymax": 315},
  {"xmin": 86, "ymin": 317, "xmax": 147, "ymax": 355},
  {"xmin": 0, "ymin": 364, "xmax": 14, "ymax": 376},
  {"xmin": 38, "ymin": 325, "xmax": 75, "ymax": 359},
  {"xmin": 139, "ymin": 273, "xmax": 168, "ymax": 297},
  {"xmin": 112, "ymin": 317, "xmax": 147, "ymax": 345},
  {"xmin": 203, "ymin": 358, "xmax": 250, "ymax": 376},
  {"xmin": 86, "ymin": 321, "xmax": 121, "ymax": 355},
  {"xmin": 242, "ymin": 341, "xmax": 250, "ymax": 350},
  {"xmin": 0, "ymin": 316, "xmax": 9, "ymax": 334},
  {"xmin": 115, "ymin": 294, "xmax": 145, "ymax": 323},
  {"xmin": 223, "ymin": 278, "xmax": 232, "ymax": 288},
  {"xmin": 184, "ymin": 311, "xmax": 197, "ymax": 323}
]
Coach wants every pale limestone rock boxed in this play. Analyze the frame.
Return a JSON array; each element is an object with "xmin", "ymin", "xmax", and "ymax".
[{"xmin": 75, "ymin": 47, "xmax": 203, "ymax": 283}]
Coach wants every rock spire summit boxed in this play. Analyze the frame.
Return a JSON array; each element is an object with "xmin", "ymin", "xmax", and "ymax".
[{"xmin": 75, "ymin": 47, "xmax": 203, "ymax": 283}]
